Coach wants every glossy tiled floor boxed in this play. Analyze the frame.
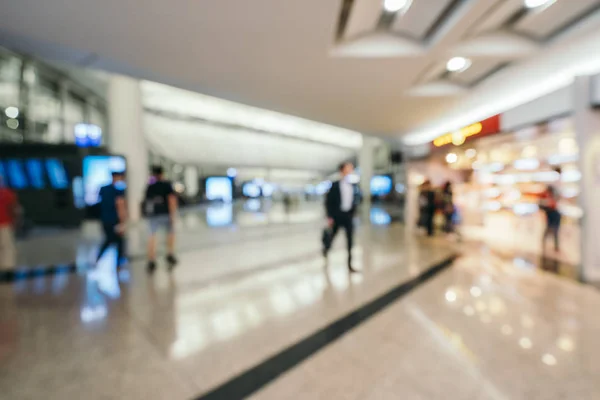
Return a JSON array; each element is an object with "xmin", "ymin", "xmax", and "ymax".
[
  {"xmin": 253, "ymin": 247, "xmax": 600, "ymax": 400},
  {"xmin": 2, "ymin": 203, "xmax": 599, "ymax": 399}
]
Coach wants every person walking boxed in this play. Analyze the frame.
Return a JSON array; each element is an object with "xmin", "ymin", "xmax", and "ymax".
[
  {"xmin": 540, "ymin": 185, "xmax": 561, "ymax": 253},
  {"xmin": 96, "ymin": 171, "xmax": 128, "ymax": 268},
  {"xmin": 144, "ymin": 166, "xmax": 178, "ymax": 273},
  {"xmin": 0, "ymin": 177, "xmax": 18, "ymax": 270},
  {"xmin": 418, "ymin": 180, "xmax": 436, "ymax": 236},
  {"xmin": 323, "ymin": 161, "xmax": 360, "ymax": 273},
  {"xmin": 441, "ymin": 181, "xmax": 454, "ymax": 233}
]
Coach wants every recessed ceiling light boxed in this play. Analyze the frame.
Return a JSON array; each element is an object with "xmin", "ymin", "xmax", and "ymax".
[
  {"xmin": 383, "ymin": 0, "xmax": 410, "ymax": 13},
  {"xmin": 524, "ymin": 0, "xmax": 556, "ymax": 9},
  {"xmin": 447, "ymin": 57, "xmax": 472, "ymax": 72}
]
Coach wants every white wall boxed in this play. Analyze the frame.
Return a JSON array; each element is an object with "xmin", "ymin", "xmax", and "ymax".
[
  {"xmin": 590, "ymin": 73, "xmax": 600, "ymax": 106},
  {"xmin": 501, "ymin": 86, "xmax": 572, "ymax": 131}
]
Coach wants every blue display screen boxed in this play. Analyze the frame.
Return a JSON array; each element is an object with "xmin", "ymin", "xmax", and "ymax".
[
  {"xmin": 26, "ymin": 159, "xmax": 45, "ymax": 189},
  {"xmin": 6, "ymin": 159, "xmax": 28, "ymax": 189},
  {"xmin": 206, "ymin": 177, "xmax": 232, "ymax": 202},
  {"xmin": 0, "ymin": 161, "xmax": 6, "ymax": 185},
  {"xmin": 83, "ymin": 155, "xmax": 127, "ymax": 205},
  {"xmin": 370, "ymin": 175, "xmax": 392, "ymax": 196},
  {"xmin": 45, "ymin": 159, "xmax": 69, "ymax": 189},
  {"xmin": 242, "ymin": 182, "xmax": 261, "ymax": 198}
]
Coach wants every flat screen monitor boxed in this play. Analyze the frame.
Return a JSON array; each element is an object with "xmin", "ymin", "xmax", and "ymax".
[
  {"xmin": 370, "ymin": 175, "xmax": 392, "ymax": 196},
  {"xmin": 26, "ymin": 159, "xmax": 45, "ymax": 189},
  {"xmin": 261, "ymin": 183, "xmax": 275, "ymax": 197},
  {"xmin": 83, "ymin": 155, "xmax": 127, "ymax": 205},
  {"xmin": 0, "ymin": 161, "xmax": 6, "ymax": 185},
  {"xmin": 242, "ymin": 182, "xmax": 261, "ymax": 198},
  {"xmin": 45, "ymin": 159, "xmax": 69, "ymax": 189},
  {"xmin": 206, "ymin": 177, "xmax": 232, "ymax": 202},
  {"xmin": 6, "ymin": 159, "xmax": 28, "ymax": 189}
]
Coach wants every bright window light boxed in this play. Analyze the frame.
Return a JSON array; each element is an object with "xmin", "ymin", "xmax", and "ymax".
[
  {"xmin": 542, "ymin": 353, "xmax": 557, "ymax": 366},
  {"xmin": 519, "ymin": 337, "xmax": 533, "ymax": 350},
  {"xmin": 524, "ymin": 0, "xmax": 556, "ymax": 9},
  {"xmin": 513, "ymin": 158, "xmax": 540, "ymax": 170},
  {"xmin": 383, "ymin": 0, "xmax": 411, "ymax": 12},
  {"xmin": 446, "ymin": 57, "xmax": 472, "ymax": 73},
  {"xmin": 446, "ymin": 153, "xmax": 458, "ymax": 164},
  {"xmin": 470, "ymin": 286, "xmax": 482, "ymax": 297},
  {"xmin": 561, "ymin": 170, "xmax": 581, "ymax": 182},
  {"xmin": 5, "ymin": 106, "xmax": 19, "ymax": 119},
  {"xmin": 445, "ymin": 289, "xmax": 457, "ymax": 303}
]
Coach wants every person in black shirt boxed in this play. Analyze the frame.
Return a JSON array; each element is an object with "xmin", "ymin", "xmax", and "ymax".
[
  {"xmin": 145, "ymin": 166, "xmax": 178, "ymax": 272},
  {"xmin": 418, "ymin": 180, "xmax": 436, "ymax": 237},
  {"xmin": 96, "ymin": 171, "xmax": 127, "ymax": 268}
]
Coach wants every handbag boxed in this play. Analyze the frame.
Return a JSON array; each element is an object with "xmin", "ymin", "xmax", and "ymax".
[{"xmin": 322, "ymin": 226, "xmax": 333, "ymax": 249}]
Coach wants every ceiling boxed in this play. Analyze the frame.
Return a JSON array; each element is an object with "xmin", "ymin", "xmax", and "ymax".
[{"xmin": 1, "ymin": 0, "xmax": 600, "ymax": 143}]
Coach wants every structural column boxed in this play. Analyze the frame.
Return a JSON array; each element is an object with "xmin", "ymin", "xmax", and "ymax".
[
  {"xmin": 574, "ymin": 75, "xmax": 600, "ymax": 282},
  {"xmin": 359, "ymin": 136, "xmax": 376, "ymax": 207},
  {"xmin": 107, "ymin": 75, "xmax": 148, "ymax": 222},
  {"xmin": 184, "ymin": 166, "xmax": 199, "ymax": 198}
]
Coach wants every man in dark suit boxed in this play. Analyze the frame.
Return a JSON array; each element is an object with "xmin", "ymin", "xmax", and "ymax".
[{"xmin": 324, "ymin": 161, "xmax": 360, "ymax": 273}]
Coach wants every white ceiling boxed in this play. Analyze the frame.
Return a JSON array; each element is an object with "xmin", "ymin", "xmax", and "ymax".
[{"xmin": 1, "ymin": 0, "xmax": 600, "ymax": 144}]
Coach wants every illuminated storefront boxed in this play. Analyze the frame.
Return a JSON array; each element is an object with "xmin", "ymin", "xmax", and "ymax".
[
  {"xmin": 406, "ymin": 90, "xmax": 592, "ymax": 274},
  {"xmin": 432, "ymin": 115, "xmax": 501, "ymax": 148}
]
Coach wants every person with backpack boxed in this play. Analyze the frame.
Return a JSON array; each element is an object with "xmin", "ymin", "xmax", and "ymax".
[
  {"xmin": 96, "ymin": 171, "xmax": 128, "ymax": 268},
  {"xmin": 145, "ymin": 166, "xmax": 178, "ymax": 272}
]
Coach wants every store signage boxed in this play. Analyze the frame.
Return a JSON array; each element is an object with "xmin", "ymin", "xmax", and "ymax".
[
  {"xmin": 74, "ymin": 123, "xmax": 102, "ymax": 148},
  {"xmin": 433, "ymin": 115, "xmax": 500, "ymax": 147}
]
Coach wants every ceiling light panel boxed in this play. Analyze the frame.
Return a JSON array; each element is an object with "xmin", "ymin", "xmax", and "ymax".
[
  {"xmin": 524, "ymin": 0, "xmax": 556, "ymax": 9},
  {"xmin": 384, "ymin": 0, "xmax": 411, "ymax": 13},
  {"xmin": 446, "ymin": 57, "xmax": 472, "ymax": 72},
  {"xmin": 449, "ymin": 59, "xmax": 506, "ymax": 86},
  {"xmin": 141, "ymin": 81, "xmax": 363, "ymax": 149}
]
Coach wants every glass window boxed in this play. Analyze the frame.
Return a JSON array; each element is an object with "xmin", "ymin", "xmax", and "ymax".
[
  {"xmin": 0, "ymin": 52, "xmax": 23, "ymax": 143},
  {"xmin": 28, "ymin": 74, "xmax": 62, "ymax": 143},
  {"xmin": 65, "ymin": 92, "xmax": 86, "ymax": 143},
  {"xmin": 0, "ymin": 48, "xmax": 109, "ymax": 145}
]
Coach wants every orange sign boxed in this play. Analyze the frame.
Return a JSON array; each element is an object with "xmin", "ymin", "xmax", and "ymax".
[{"xmin": 432, "ymin": 115, "xmax": 500, "ymax": 147}]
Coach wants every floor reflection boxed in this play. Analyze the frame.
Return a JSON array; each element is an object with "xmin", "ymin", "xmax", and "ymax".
[{"xmin": 436, "ymin": 252, "xmax": 587, "ymax": 375}]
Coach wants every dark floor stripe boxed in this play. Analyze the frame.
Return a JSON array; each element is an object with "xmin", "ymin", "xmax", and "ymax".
[
  {"xmin": 194, "ymin": 254, "xmax": 458, "ymax": 400},
  {"xmin": 0, "ymin": 263, "xmax": 77, "ymax": 283}
]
